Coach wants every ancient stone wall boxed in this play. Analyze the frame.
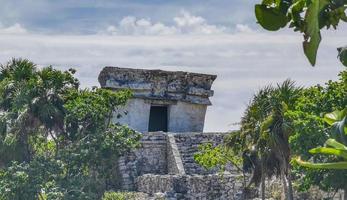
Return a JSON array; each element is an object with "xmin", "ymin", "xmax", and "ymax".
[
  {"xmin": 99, "ymin": 67, "xmax": 216, "ymax": 133},
  {"xmin": 118, "ymin": 132, "xmax": 168, "ymax": 190},
  {"xmin": 168, "ymin": 102, "xmax": 207, "ymax": 132},
  {"xmin": 114, "ymin": 98, "xmax": 151, "ymax": 132},
  {"xmin": 117, "ymin": 132, "xmax": 230, "ymax": 192},
  {"xmin": 136, "ymin": 174, "xmax": 242, "ymax": 200},
  {"xmin": 114, "ymin": 99, "xmax": 208, "ymax": 133}
]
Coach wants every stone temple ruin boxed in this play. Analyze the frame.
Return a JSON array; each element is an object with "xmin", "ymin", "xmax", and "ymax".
[
  {"xmin": 99, "ymin": 67, "xmax": 241, "ymax": 200},
  {"xmin": 98, "ymin": 67, "xmax": 216, "ymax": 133}
]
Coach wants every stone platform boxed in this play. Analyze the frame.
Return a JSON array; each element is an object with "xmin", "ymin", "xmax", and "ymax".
[{"xmin": 117, "ymin": 132, "xmax": 242, "ymax": 200}]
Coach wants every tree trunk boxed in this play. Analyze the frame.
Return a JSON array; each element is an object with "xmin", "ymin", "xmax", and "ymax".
[
  {"xmin": 261, "ymin": 174, "xmax": 265, "ymax": 200},
  {"xmin": 281, "ymin": 171, "xmax": 288, "ymax": 200},
  {"xmin": 281, "ymin": 168, "xmax": 294, "ymax": 200},
  {"xmin": 261, "ymin": 160, "xmax": 266, "ymax": 200},
  {"xmin": 286, "ymin": 173, "xmax": 294, "ymax": 200}
]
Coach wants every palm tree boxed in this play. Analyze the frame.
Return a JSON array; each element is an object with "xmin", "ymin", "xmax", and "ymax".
[
  {"xmin": 228, "ymin": 80, "xmax": 301, "ymax": 200},
  {"xmin": 0, "ymin": 59, "xmax": 78, "ymax": 163}
]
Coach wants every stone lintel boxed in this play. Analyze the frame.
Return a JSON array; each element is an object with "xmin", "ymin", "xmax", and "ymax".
[
  {"xmin": 144, "ymin": 99, "xmax": 177, "ymax": 105},
  {"xmin": 98, "ymin": 66, "xmax": 216, "ymax": 105}
]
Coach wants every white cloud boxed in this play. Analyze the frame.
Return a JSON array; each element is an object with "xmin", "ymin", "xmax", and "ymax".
[
  {"xmin": 105, "ymin": 11, "xmax": 227, "ymax": 35},
  {"xmin": 235, "ymin": 24, "xmax": 253, "ymax": 33},
  {"xmin": 173, "ymin": 11, "xmax": 226, "ymax": 34},
  {"xmin": 0, "ymin": 23, "xmax": 27, "ymax": 34},
  {"xmin": 106, "ymin": 16, "xmax": 177, "ymax": 35},
  {"xmin": 0, "ymin": 21, "xmax": 345, "ymax": 132}
]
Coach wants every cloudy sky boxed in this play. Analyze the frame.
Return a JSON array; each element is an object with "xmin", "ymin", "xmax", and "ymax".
[{"xmin": 0, "ymin": 0, "xmax": 346, "ymax": 131}]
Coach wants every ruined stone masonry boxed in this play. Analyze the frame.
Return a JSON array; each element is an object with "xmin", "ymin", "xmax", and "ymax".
[
  {"xmin": 98, "ymin": 67, "xmax": 216, "ymax": 133},
  {"xmin": 118, "ymin": 132, "xmax": 242, "ymax": 200},
  {"xmin": 99, "ymin": 67, "xmax": 242, "ymax": 200}
]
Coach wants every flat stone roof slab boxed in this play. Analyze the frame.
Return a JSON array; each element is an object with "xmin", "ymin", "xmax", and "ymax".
[{"xmin": 98, "ymin": 67, "xmax": 217, "ymax": 105}]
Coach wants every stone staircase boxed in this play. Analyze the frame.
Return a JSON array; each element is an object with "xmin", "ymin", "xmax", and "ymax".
[{"xmin": 117, "ymin": 132, "xmax": 242, "ymax": 200}]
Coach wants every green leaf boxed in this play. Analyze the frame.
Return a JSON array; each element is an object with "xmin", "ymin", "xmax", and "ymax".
[
  {"xmin": 324, "ymin": 111, "xmax": 339, "ymax": 125},
  {"xmin": 289, "ymin": 0, "xmax": 306, "ymax": 22},
  {"xmin": 296, "ymin": 158, "xmax": 347, "ymax": 169},
  {"xmin": 325, "ymin": 139, "xmax": 347, "ymax": 150},
  {"xmin": 255, "ymin": 4, "xmax": 288, "ymax": 31},
  {"xmin": 337, "ymin": 46, "xmax": 347, "ymax": 67},
  {"xmin": 309, "ymin": 147, "xmax": 347, "ymax": 159},
  {"xmin": 323, "ymin": 108, "xmax": 347, "ymax": 125},
  {"xmin": 330, "ymin": 116, "xmax": 347, "ymax": 143},
  {"xmin": 303, "ymin": 0, "xmax": 329, "ymax": 66}
]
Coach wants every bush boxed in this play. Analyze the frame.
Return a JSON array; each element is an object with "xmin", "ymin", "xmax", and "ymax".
[
  {"xmin": 102, "ymin": 191, "xmax": 137, "ymax": 200},
  {"xmin": 0, "ymin": 59, "xmax": 141, "ymax": 200}
]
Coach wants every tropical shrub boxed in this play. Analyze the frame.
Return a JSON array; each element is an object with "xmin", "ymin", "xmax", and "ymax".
[
  {"xmin": 0, "ymin": 59, "xmax": 141, "ymax": 200},
  {"xmin": 296, "ymin": 109, "xmax": 347, "ymax": 169},
  {"xmin": 253, "ymin": 0, "xmax": 347, "ymax": 196},
  {"xmin": 102, "ymin": 191, "xmax": 137, "ymax": 200},
  {"xmin": 195, "ymin": 80, "xmax": 301, "ymax": 200},
  {"xmin": 286, "ymin": 70, "xmax": 347, "ymax": 193},
  {"xmin": 195, "ymin": 71, "xmax": 346, "ymax": 199}
]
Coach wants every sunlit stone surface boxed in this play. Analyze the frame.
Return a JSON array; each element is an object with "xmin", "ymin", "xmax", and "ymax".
[{"xmin": 98, "ymin": 67, "xmax": 216, "ymax": 132}]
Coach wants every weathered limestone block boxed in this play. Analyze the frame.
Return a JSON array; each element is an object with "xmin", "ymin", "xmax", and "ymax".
[
  {"xmin": 98, "ymin": 67, "xmax": 216, "ymax": 105},
  {"xmin": 136, "ymin": 174, "xmax": 242, "ymax": 200},
  {"xmin": 117, "ymin": 132, "xmax": 232, "ymax": 191},
  {"xmin": 99, "ymin": 67, "xmax": 216, "ymax": 133},
  {"xmin": 118, "ymin": 132, "xmax": 168, "ymax": 190}
]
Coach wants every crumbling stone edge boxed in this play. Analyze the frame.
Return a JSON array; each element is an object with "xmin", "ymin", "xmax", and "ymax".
[{"xmin": 167, "ymin": 134, "xmax": 186, "ymax": 175}]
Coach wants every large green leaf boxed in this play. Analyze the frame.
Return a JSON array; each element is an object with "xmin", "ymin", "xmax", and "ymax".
[
  {"xmin": 324, "ymin": 109, "xmax": 347, "ymax": 140},
  {"xmin": 309, "ymin": 147, "xmax": 347, "ymax": 159},
  {"xmin": 331, "ymin": 117, "xmax": 347, "ymax": 145},
  {"xmin": 324, "ymin": 110, "xmax": 340, "ymax": 125},
  {"xmin": 296, "ymin": 158, "xmax": 347, "ymax": 169},
  {"xmin": 337, "ymin": 47, "xmax": 347, "ymax": 67},
  {"xmin": 255, "ymin": 4, "xmax": 288, "ymax": 31},
  {"xmin": 324, "ymin": 109, "xmax": 347, "ymax": 125},
  {"xmin": 325, "ymin": 139, "xmax": 347, "ymax": 150},
  {"xmin": 303, "ymin": 0, "xmax": 329, "ymax": 66}
]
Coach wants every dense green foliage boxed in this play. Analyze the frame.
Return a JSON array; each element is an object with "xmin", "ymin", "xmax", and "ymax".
[
  {"xmin": 195, "ymin": 71, "xmax": 346, "ymax": 198},
  {"xmin": 255, "ymin": 0, "xmax": 347, "ymax": 66},
  {"xmin": 296, "ymin": 109, "xmax": 347, "ymax": 170},
  {"xmin": 254, "ymin": 0, "xmax": 347, "ymax": 191},
  {"xmin": 287, "ymin": 71, "xmax": 347, "ymax": 192},
  {"xmin": 194, "ymin": 142, "xmax": 243, "ymax": 172},
  {"xmin": 253, "ymin": 0, "xmax": 347, "ymax": 195},
  {"xmin": 196, "ymin": 80, "xmax": 301, "ymax": 199},
  {"xmin": 0, "ymin": 59, "xmax": 141, "ymax": 200}
]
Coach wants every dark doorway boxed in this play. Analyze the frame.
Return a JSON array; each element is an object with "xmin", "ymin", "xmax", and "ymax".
[{"xmin": 148, "ymin": 106, "xmax": 168, "ymax": 132}]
